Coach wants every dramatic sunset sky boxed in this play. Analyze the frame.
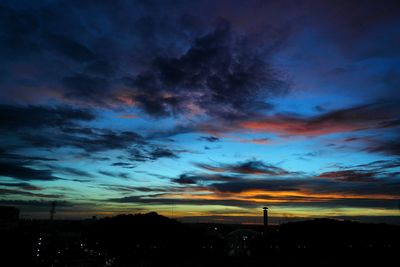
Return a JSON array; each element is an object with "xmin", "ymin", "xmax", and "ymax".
[{"xmin": 1, "ymin": 0, "xmax": 399, "ymax": 223}]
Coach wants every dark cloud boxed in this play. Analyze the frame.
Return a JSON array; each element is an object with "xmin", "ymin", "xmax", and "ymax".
[
  {"xmin": 0, "ymin": 188, "xmax": 61, "ymax": 198},
  {"xmin": 85, "ymin": 60, "xmax": 116, "ymax": 77},
  {"xmin": 0, "ymin": 182, "xmax": 42, "ymax": 191},
  {"xmin": 1, "ymin": 0, "xmax": 289, "ymax": 116},
  {"xmin": 290, "ymin": 0, "xmax": 400, "ymax": 61},
  {"xmin": 341, "ymin": 133, "xmax": 400, "ymax": 157},
  {"xmin": 0, "ymin": 105, "xmax": 95, "ymax": 130},
  {"xmin": 0, "ymin": 4, "xmax": 40, "ymax": 61},
  {"xmin": 0, "ymin": 105, "xmax": 186, "ymax": 169},
  {"xmin": 97, "ymin": 184, "xmax": 143, "ymax": 193},
  {"xmin": 121, "ymin": 19, "xmax": 287, "ymax": 118},
  {"xmin": 98, "ymin": 171, "xmax": 131, "ymax": 180},
  {"xmin": 0, "ymin": 161, "xmax": 61, "ymax": 181},
  {"xmin": 98, "ymin": 183, "xmax": 201, "ymax": 194},
  {"xmin": 317, "ymin": 170, "xmax": 378, "ymax": 182},
  {"xmin": 198, "ymin": 136, "xmax": 220, "ymax": 142},
  {"xmin": 12, "ymin": 128, "xmax": 145, "ymax": 153},
  {"xmin": 0, "ymin": 149, "xmax": 55, "ymax": 162},
  {"xmin": 45, "ymin": 34, "xmax": 97, "ymax": 62},
  {"xmin": 61, "ymin": 74, "xmax": 110, "ymax": 102},
  {"xmin": 111, "ymin": 162, "xmax": 137, "ymax": 168},
  {"xmin": 210, "ymin": 174, "xmax": 400, "ymax": 198},
  {"xmin": 309, "ymin": 102, "xmax": 400, "ymax": 131},
  {"xmin": 195, "ymin": 160, "xmax": 291, "ymax": 175},
  {"xmin": 173, "ymin": 173, "xmax": 238, "ymax": 185},
  {"xmin": 209, "ymin": 178, "xmax": 302, "ymax": 193},
  {"xmin": 174, "ymin": 158, "xmax": 400, "ymax": 200},
  {"xmin": 71, "ymin": 131, "xmax": 144, "ymax": 152},
  {"xmin": 128, "ymin": 146, "xmax": 186, "ymax": 162},
  {"xmin": 117, "ymin": 173, "xmax": 130, "ymax": 180},
  {"xmin": 187, "ymin": 101, "xmax": 400, "ymax": 138},
  {"xmin": 12, "ymin": 126, "xmax": 185, "ymax": 165},
  {"xmin": 365, "ymin": 139, "xmax": 400, "ymax": 157},
  {"xmin": 353, "ymin": 159, "xmax": 400, "ymax": 170},
  {"xmin": 52, "ymin": 166, "xmax": 94, "ymax": 178},
  {"xmin": 222, "ymin": 102, "xmax": 400, "ymax": 136},
  {"xmin": 149, "ymin": 147, "xmax": 180, "ymax": 159},
  {"xmin": 174, "ymin": 174, "xmax": 197, "ymax": 184},
  {"xmin": 1, "ymin": 0, "xmax": 398, "ymax": 120}
]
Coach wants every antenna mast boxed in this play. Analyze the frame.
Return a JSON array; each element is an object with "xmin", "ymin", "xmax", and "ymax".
[{"xmin": 50, "ymin": 201, "xmax": 56, "ymax": 221}]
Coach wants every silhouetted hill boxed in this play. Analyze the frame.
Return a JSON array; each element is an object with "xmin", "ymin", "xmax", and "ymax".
[
  {"xmin": 87, "ymin": 213, "xmax": 183, "ymax": 249},
  {"xmin": 84, "ymin": 212, "xmax": 226, "ymax": 266}
]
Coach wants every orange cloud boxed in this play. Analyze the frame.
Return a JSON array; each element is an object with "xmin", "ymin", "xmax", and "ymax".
[
  {"xmin": 159, "ymin": 188, "xmax": 397, "ymax": 206},
  {"xmin": 198, "ymin": 103, "xmax": 399, "ymax": 137},
  {"xmin": 240, "ymin": 115, "xmax": 359, "ymax": 136}
]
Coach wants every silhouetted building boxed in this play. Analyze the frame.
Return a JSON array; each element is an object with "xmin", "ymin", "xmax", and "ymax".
[{"xmin": 263, "ymin": 207, "xmax": 268, "ymax": 227}]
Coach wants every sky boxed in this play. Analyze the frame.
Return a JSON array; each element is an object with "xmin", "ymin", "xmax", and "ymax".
[{"xmin": 1, "ymin": 0, "xmax": 400, "ymax": 224}]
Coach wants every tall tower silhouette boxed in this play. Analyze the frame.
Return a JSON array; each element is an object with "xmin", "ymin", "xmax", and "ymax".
[
  {"xmin": 50, "ymin": 201, "xmax": 56, "ymax": 221},
  {"xmin": 263, "ymin": 207, "xmax": 268, "ymax": 227}
]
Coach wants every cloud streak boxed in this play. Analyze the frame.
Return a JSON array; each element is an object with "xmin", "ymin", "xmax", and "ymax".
[
  {"xmin": 197, "ymin": 102, "xmax": 400, "ymax": 137},
  {"xmin": 195, "ymin": 160, "xmax": 291, "ymax": 176},
  {"xmin": 0, "ymin": 161, "xmax": 60, "ymax": 181}
]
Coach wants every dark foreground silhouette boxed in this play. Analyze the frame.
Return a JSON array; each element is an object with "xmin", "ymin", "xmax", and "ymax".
[{"xmin": 1, "ymin": 211, "xmax": 399, "ymax": 266}]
